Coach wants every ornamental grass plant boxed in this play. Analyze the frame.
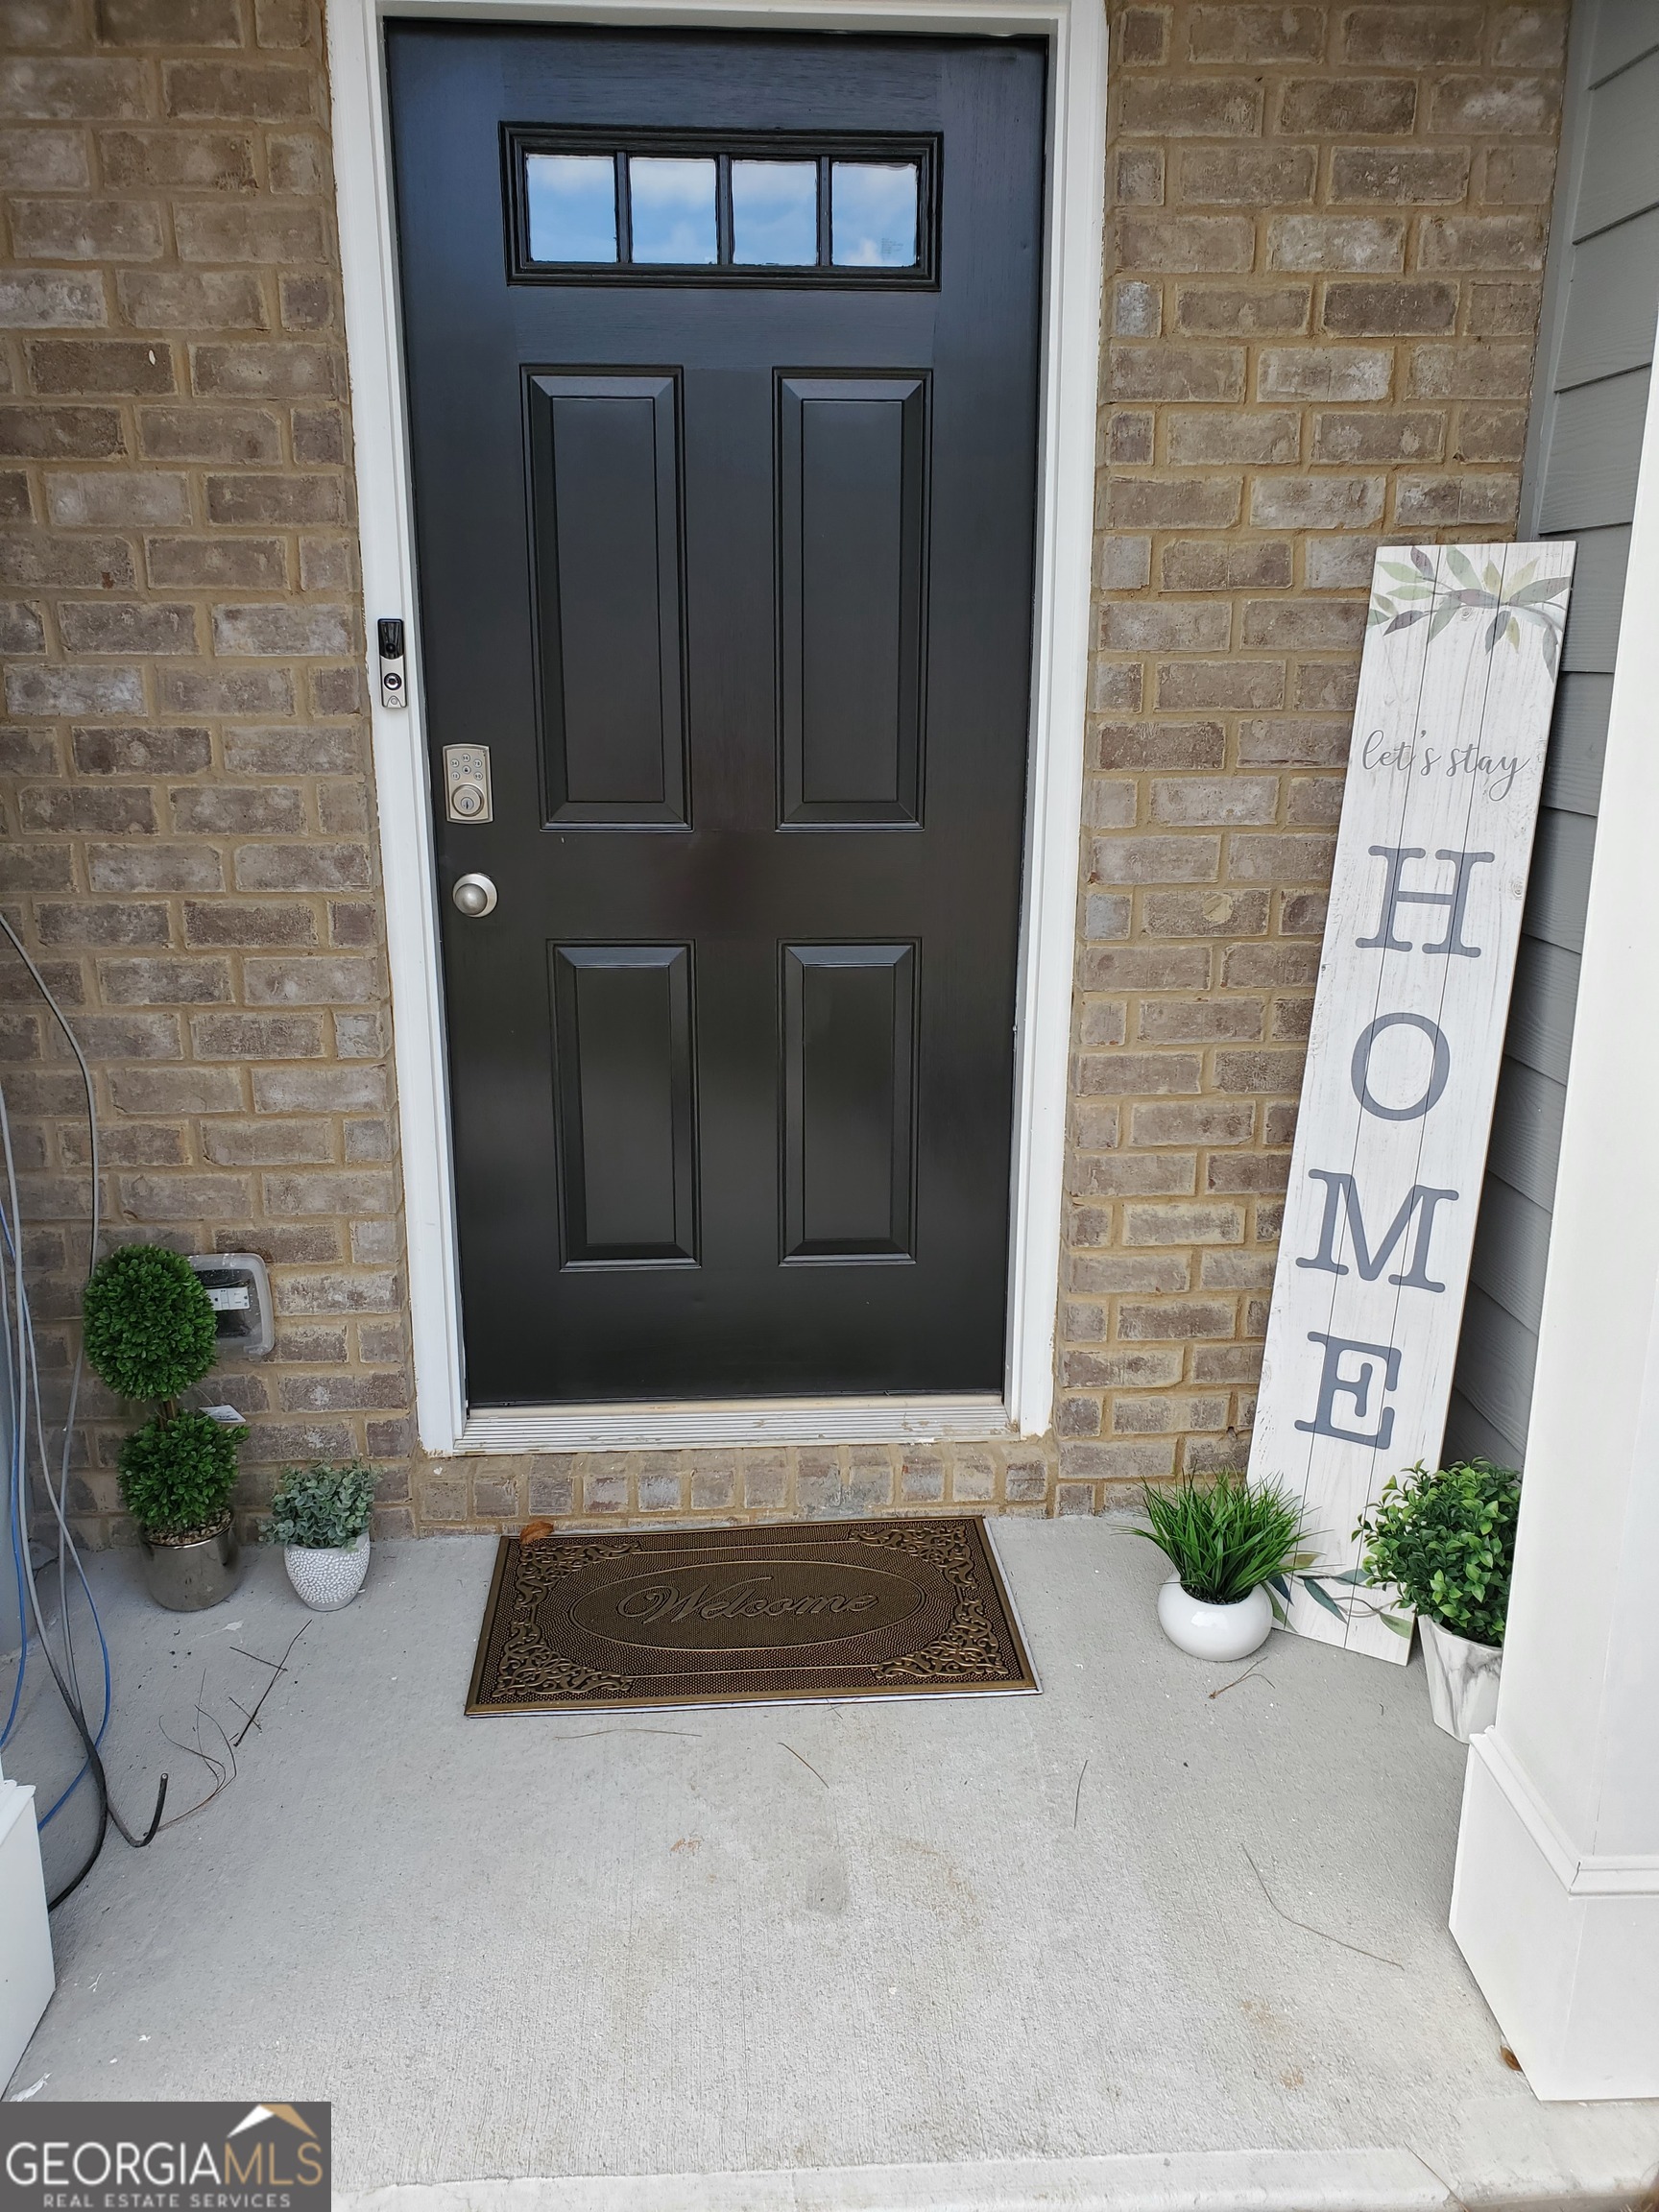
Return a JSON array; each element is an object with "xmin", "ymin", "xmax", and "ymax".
[
  {"xmin": 1138, "ymin": 1468, "xmax": 1306, "ymax": 1607},
  {"xmin": 1355, "ymin": 1458, "xmax": 1521, "ymax": 1647}
]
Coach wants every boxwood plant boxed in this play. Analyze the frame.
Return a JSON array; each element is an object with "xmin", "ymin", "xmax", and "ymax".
[
  {"xmin": 1355, "ymin": 1458, "xmax": 1521, "ymax": 1647},
  {"xmin": 264, "ymin": 1461, "xmax": 377, "ymax": 1551},
  {"xmin": 82, "ymin": 1244, "xmax": 241, "ymax": 1543}
]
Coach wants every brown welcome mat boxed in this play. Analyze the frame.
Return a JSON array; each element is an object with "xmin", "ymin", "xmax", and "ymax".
[{"xmin": 466, "ymin": 1515, "xmax": 1038, "ymax": 1713}]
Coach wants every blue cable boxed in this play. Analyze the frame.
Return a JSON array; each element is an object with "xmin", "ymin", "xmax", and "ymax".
[{"xmin": 0, "ymin": 1192, "xmax": 113, "ymax": 1815}]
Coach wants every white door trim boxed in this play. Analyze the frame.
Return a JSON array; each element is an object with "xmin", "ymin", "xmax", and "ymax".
[{"xmin": 325, "ymin": 0, "xmax": 1106, "ymax": 1455}]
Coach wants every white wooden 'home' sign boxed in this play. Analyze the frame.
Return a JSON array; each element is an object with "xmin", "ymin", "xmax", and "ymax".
[{"xmin": 1251, "ymin": 541, "xmax": 1575, "ymax": 1663}]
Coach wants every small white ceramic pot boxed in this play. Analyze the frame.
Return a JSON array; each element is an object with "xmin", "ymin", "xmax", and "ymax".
[
  {"xmin": 284, "ymin": 1530, "xmax": 371, "ymax": 1612},
  {"xmin": 1157, "ymin": 1574, "xmax": 1273, "ymax": 1662},
  {"xmin": 1419, "ymin": 1614, "xmax": 1502, "ymax": 1742}
]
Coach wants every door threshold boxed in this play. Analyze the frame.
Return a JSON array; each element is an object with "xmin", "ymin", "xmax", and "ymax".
[{"xmin": 457, "ymin": 1394, "xmax": 1011, "ymax": 1453}]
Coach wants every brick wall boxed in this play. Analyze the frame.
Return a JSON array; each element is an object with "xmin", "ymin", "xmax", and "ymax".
[
  {"xmin": 0, "ymin": 0, "xmax": 420, "ymax": 1538},
  {"xmin": 0, "ymin": 0, "xmax": 1566, "ymax": 1541},
  {"xmin": 1052, "ymin": 0, "xmax": 1566, "ymax": 1510}
]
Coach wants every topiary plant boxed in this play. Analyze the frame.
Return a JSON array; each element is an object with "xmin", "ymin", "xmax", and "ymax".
[
  {"xmin": 1355, "ymin": 1458, "xmax": 1521, "ymax": 1647},
  {"xmin": 83, "ymin": 1243, "xmax": 242, "ymax": 1543},
  {"xmin": 262, "ymin": 1461, "xmax": 377, "ymax": 1551},
  {"xmin": 119, "ymin": 1411, "xmax": 242, "ymax": 1543},
  {"xmin": 84, "ymin": 1244, "xmax": 217, "ymax": 1405}
]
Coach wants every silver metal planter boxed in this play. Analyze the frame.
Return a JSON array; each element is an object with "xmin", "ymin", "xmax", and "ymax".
[{"xmin": 140, "ymin": 1517, "xmax": 242, "ymax": 1612}]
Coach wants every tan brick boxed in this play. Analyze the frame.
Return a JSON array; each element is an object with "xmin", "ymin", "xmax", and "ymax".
[
  {"xmin": 1311, "ymin": 410, "xmax": 1444, "ymax": 464},
  {"xmin": 1187, "ymin": 7, "xmax": 1323, "ymax": 62},
  {"xmin": 1142, "ymin": 888, "xmax": 1270, "ymax": 937},
  {"xmin": 1267, "ymin": 215, "xmax": 1406, "ymax": 274},
  {"xmin": 1176, "ymin": 146, "xmax": 1314, "ymax": 204},
  {"xmin": 162, "ymin": 60, "xmax": 314, "ymax": 119},
  {"xmin": 1258, "ymin": 346, "xmax": 1391, "ymax": 401},
  {"xmin": 29, "ymin": 339, "xmax": 172, "ymax": 394},
  {"xmin": 1239, "ymin": 599, "xmax": 1366, "ymax": 648},
  {"xmin": 1160, "ymin": 539, "xmax": 1292, "ymax": 589},
  {"xmin": 1119, "ymin": 78, "xmax": 1263, "ymax": 137},
  {"xmin": 1322, "ymin": 281, "xmax": 1458, "ymax": 336},
  {"xmin": 1277, "ymin": 78, "xmax": 1416, "ymax": 134},
  {"xmin": 1248, "ymin": 475, "xmax": 1383, "ymax": 530},
  {"xmin": 1108, "ymin": 343, "xmax": 1245, "ymax": 404},
  {"xmin": 1429, "ymin": 76, "xmax": 1558, "ymax": 136},
  {"xmin": 1329, "ymin": 147, "xmax": 1470, "ymax": 204},
  {"xmin": 1150, "ymin": 776, "xmax": 1278, "ymax": 826},
  {"xmin": 98, "ymin": 126, "xmax": 255, "ymax": 187},
  {"xmin": 1090, "ymin": 833, "xmax": 1220, "ymax": 884},
  {"xmin": 12, "ymin": 197, "xmax": 165, "ymax": 261},
  {"xmin": 1137, "ymin": 999, "xmax": 1263, "ymax": 1043},
  {"xmin": 1340, "ymin": 8, "xmax": 1482, "ymax": 63},
  {"xmin": 1173, "ymin": 284, "xmax": 1310, "ymax": 336},
  {"xmin": 1156, "ymin": 660, "xmax": 1286, "ymax": 709},
  {"xmin": 0, "ymin": 128, "xmax": 89, "ymax": 189},
  {"xmin": 1116, "ymin": 212, "xmax": 1256, "ymax": 273},
  {"xmin": 0, "ymin": 59, "xmax": 149, "ymax": 121},
  {"xmin": 1130, "ymin": 1099, "xmax": 1256, "ymax": 1146},
  {"xmin": 1166, "ymin": 410, "xmax": 1299, "ymax": 465}
]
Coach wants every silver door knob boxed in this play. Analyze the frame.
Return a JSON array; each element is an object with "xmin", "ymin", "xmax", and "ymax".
[{"xmin": 451, "ymin": 873, "xmax": 497, "ymax": 918}]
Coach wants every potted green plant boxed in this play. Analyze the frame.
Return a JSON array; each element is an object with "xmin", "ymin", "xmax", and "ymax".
[
  {"xmin": 1356, "ymin": 1458, "xmax": 1521, "ymax": 1743},
  {"xmin": 1137, "ymin": 1469, "xmax": 1305, "ymax": 1661},
  {"xmin": 83, "ymin": 1244, "xmax": 244, "ymax": 1612},
  {"xmin": 264, "ymin": 1461, "xmax": 377, "ymax": 1611}
]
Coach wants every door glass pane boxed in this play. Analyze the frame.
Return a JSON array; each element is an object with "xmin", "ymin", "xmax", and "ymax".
[
  {"xmin": 525, "ymin": 154, "xmax": 618, "ymax": 264},
  {"xmin": 732, "ymin": 159, "xmax": 819, "ymax": 266},
  {"xmin": 629, "ymin": 156, "xmax": 718, "ymax": 264},
  {"xmin": 830, "ymin": 161, "xmax": 919, "ymax": 268}
]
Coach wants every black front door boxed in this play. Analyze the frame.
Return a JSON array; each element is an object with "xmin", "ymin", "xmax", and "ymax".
[{"xmin": 388, "ymin": 25, "xmax": 1046, "ymax": 1406}]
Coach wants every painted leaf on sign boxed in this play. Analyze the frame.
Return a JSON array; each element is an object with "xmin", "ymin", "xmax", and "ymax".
[{"xmin": 1249, "ymin": 541, "xmax": 1574, "ymax": 1664}]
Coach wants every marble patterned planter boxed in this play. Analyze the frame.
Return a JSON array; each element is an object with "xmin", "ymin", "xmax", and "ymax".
[
  {"xmin": 1419, "ymin": 1614, "xmax": 1502, "ymax": 1742},
  {"xmin": 284, "ymin": 1531, "xmax": 371, "ymax": 1612}
]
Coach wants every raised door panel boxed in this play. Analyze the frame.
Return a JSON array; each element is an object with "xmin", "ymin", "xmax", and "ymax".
[
  {"xmin": 779, "ymin": 376, "xmax": 926, "ymax": 824},
  {"xmin": 551, "ymin": 945, "xmax": 697, "ymax": 1262},
  {"xmin": 529, "ymin": 374, "xmax": 686, "ymax": 822},
  {"xmin": 782, "ymin": 944, "xmax": 916, "ymax": 1259}
]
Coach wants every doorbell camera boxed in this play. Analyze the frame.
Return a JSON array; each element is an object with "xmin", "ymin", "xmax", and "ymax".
[{"xmin": 378, "ymin": 615, "xmax": 408, "ymax": 709}]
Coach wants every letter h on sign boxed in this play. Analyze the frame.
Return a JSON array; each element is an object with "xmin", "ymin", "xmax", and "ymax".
[{"xmin": 1247, "ymin": 541, "xmax": 1572, "ymax": 1663}]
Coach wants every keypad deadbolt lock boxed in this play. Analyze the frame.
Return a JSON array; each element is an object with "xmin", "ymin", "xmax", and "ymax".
[
  {"xmin": 444, "ymin": 743, "xmax": 493, "ymax": 823},
  {"xmin": 452, "ymin": 874, "xmax": 497, "ymax": 919}
]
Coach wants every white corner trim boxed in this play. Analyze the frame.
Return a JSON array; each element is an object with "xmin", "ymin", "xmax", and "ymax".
[
  {"xmin": 1466, "ymin": 1732, "xmax": 1659, "ymax": 1900},
  {"xmin": 327, "ymin": 0, "xmax": 1106, "ymax": 1455}
]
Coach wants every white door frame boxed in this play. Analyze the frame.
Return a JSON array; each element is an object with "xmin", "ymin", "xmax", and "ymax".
[{"xmin": 325, "ymin": 0, "xmax": 1107, "ymax": 1456}]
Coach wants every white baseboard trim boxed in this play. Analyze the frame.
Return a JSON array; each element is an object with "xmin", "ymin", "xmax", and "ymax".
[
  {"xmin": 456, "ymin": 1394, "xmax": 1012, "ymax": 1454},
  {"xmin": 1450, "ymin": 1732, "xmax": 1659, "ymax": 2101}
]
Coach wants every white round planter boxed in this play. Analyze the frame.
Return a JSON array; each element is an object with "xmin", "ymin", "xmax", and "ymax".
[
  {"xmin": 1419, "ymin": 1614, "xmax": 1502, "ymax": 1742},
  {"xmin": 1157, "ymin": 1575, "xmax": 1274, "ymax": 1662},
  {"xmin": 284, "ymin": 1530, "xmax": 371, "ymax": 1612}
]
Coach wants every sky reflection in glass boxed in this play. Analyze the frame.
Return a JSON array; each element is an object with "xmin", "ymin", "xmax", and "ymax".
[
  {"xmin": 830, "ymin": 162, "xmax": 919, "ymax": 268},
  {"xmin": 629, "ymin": 156, "xmax": 718, "ymax": 265},
  {"xmin": 731, "ymin": 160, "xmax": 818, "ymax": 266},
  {"xmin": 525, "ymin": 154, "xmax": 617, "ymax": 263}
]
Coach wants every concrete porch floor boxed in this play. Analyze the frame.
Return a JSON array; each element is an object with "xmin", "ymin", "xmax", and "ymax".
[{"xmin": 3, "ymin": 1520, "xmax": 1656, "ymax": 2209}]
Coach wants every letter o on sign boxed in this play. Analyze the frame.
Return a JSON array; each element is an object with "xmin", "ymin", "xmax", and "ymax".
[{"xmin": 1350, "ymin": 1012, "xmax": 1451, "ymax": 1122}]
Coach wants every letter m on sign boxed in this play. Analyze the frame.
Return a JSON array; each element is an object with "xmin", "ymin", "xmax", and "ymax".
[{"xmin": 1247, "ymin": 541, "xmax": 1573, "ymax": 1664}]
